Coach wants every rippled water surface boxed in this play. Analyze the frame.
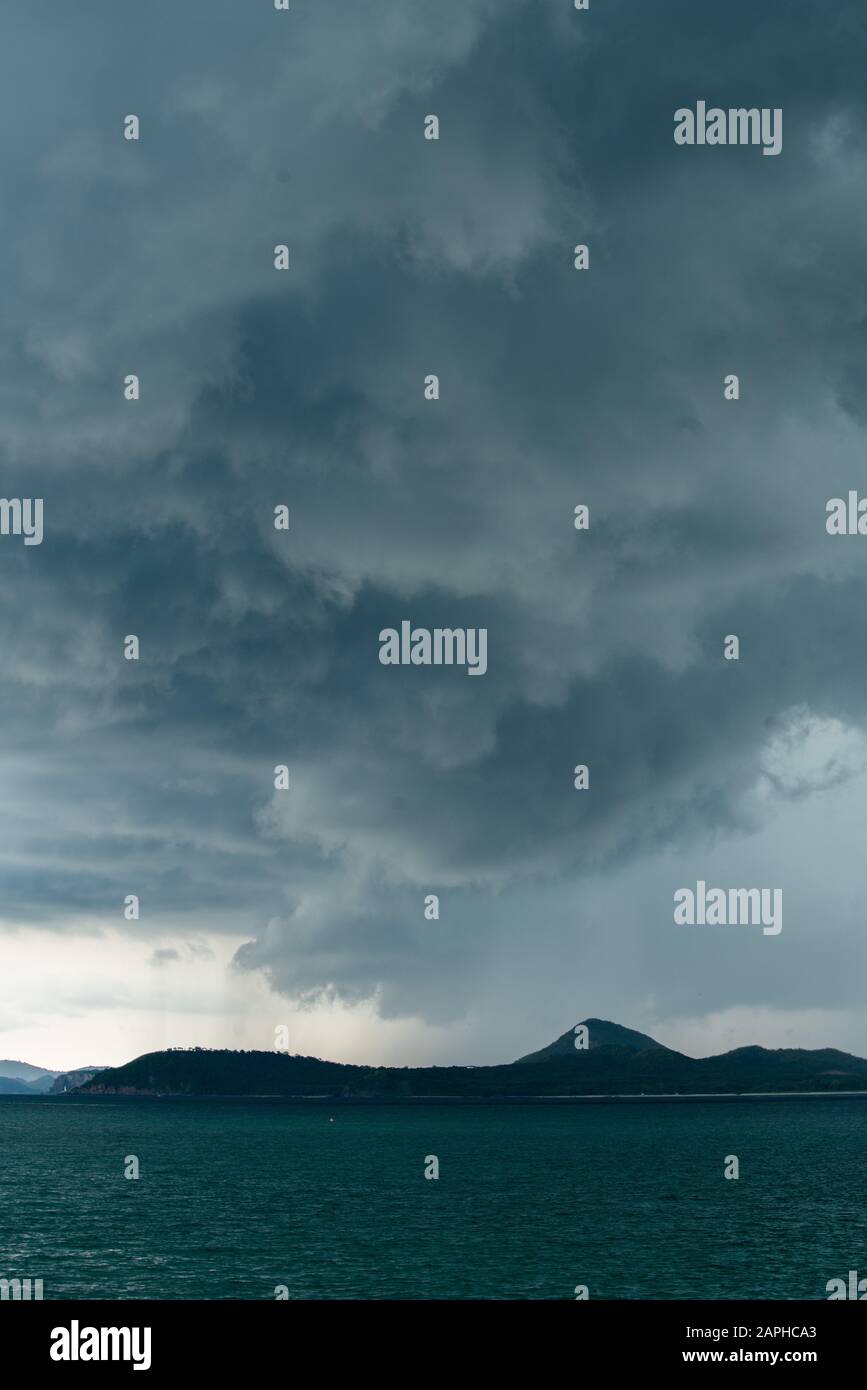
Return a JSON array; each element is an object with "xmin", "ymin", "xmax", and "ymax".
[{"xmin": 0, "ymin": 1097, "xmax": 862, "ymax": 1299}]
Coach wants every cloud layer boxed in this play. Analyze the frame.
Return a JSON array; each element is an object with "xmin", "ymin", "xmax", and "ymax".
[{"xmin": 2, "ymin": 0, "xmax": 867, "ymax": 1063}]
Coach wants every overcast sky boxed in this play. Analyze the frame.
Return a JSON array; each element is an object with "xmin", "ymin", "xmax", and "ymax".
[{"xmin": 2, "ymin": 0, "xmax": 867, "ymax": 1071}]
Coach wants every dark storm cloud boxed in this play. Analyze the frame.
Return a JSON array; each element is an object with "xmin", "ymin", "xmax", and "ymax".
[{"xmin": 2, "ymin": 0, "xmax": 867, "ymax": 1034}]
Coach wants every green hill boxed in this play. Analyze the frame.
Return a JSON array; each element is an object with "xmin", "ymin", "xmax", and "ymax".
[
  {"xmin": 72, "ymin": 1027, "xmax": 867, "ymax": 1100},
  {"xmin": 515, "ymin": 1017, "xmax": 667, "ymax": 1062}
]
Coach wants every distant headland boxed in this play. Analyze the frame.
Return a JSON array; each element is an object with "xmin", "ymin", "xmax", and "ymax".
[{"xmin": 10, "ymin": 1018, "xmax": 867, "ymax": 1102}]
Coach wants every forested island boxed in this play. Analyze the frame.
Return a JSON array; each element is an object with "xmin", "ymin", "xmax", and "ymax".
[{"xmin": 66, "ymin": 1019, "xmax": 867, "ymax": 1100}]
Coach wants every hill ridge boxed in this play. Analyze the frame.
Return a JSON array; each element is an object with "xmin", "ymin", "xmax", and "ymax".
[{"xmin": 66, "ymin": 1023, "xmax": 867, "ymax": 1100}]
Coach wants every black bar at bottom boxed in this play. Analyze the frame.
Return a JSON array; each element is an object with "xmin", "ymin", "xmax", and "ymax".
[{"xmin": 5, "ymin": 1299, "xmax": 861, "ymax": 1375}]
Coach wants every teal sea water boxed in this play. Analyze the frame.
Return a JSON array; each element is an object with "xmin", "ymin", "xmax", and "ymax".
[{"xmin": 0, "ymin": 1097, "xmax": 862, "ymax": 1300}]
